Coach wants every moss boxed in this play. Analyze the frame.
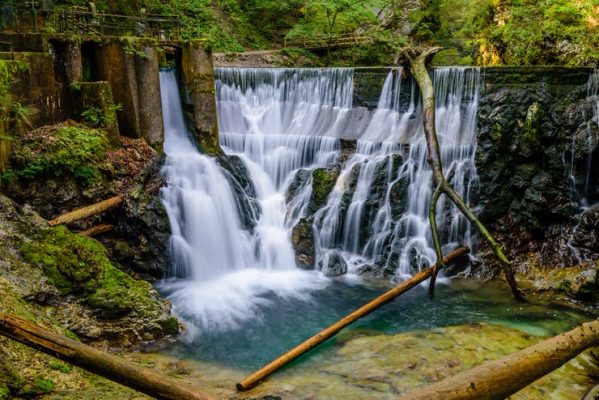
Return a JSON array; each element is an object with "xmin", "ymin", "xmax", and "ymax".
[
  {"xmin": 310, "ymin": 167, "xmax": 339, "ymax": 213},
  {"xmin": 1, "ymin": 123, "xmax": 110, "ymax": 187},
  {"xmin": 18, "ymin": 378, "xmax": 56, "ymax": 397},
  {"xmin": 157, "ymin": 317, "xmax": 180, "ymax": 335},
  {"xmin": 522, "ymin": 102, "xmax": 543, "ymax": 144},
  {"xmin": 20, "ymin": 226, "xmax": 161, "ymax": 319},
  {"xmin": 0, "ymin": 384, "xmax": 9, "ymax": 400},
  {"xmin": 48, "ymin": 361, "xmax": 73, "ymax": 374}
]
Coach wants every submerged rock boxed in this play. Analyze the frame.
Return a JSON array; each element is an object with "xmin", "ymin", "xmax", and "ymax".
[{"xmin": 127, "ymin": 322, "xmax": 599, "ymax": 400}]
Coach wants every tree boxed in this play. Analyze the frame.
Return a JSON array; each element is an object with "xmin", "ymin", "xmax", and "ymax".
[
  {"xmin": 399, "ymin": 46, "xmax": 524, "ymax": 300},
  {"xmin": 286, "ymin": 0, "xmax": 379, "ymax": 65}
]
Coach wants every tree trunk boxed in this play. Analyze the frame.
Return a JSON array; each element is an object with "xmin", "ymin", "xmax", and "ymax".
[
  {"xmin": 78, "ymin": 223, "xmax": 114, "ymax": 237},
  {"xmin": 236, "ymin": 246, "xmax": 470, "ymax": 391},
  {"xmin": 0, "ymin": 313, "xmax": 216, "ymax": 400},
  {"xmin": 398, "ymin": 318, "xmax": 599, "ymax": 400},
  {"xmin": 403, "ymin": 47, "xmax": 524, "ymax": 300},
  {"xmin": 48, "ymin": 196, "xmax": 123, "ymax": 226}
]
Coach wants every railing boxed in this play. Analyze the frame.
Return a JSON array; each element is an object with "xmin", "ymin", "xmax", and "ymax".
[
  {"xmin": 1, "ymin": 1, "xmax": 53, "ymax": 32},
  {"xmin": 284, "ymin": 33, "xmax": 374, "ymax": 50},
  {"xmin": 58, "ymin": 10, "xmax": 181, "ymax": 40},
  {"xmin": 0, "ymin": 2, "xmax": 181, "ymax": 40}
]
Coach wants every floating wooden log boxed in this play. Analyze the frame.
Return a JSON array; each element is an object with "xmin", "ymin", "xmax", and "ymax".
[
  {"xmin": 398, "ymin": 318, "xmax": 599, "ymax": 400},
  {"xmin": 48, "ymin": 196, "xmax": 123, "ymax": 226},
  {"xmin": 0, "ymin": 313, "xmax": 216, "ymax": 400},
  {"xmin": 78, "ymin": 223, "xmax": 114, "ymax": 237},
  {"xmin": 236, "ymin": 246, "xmax": 470, "ymax": 391}
]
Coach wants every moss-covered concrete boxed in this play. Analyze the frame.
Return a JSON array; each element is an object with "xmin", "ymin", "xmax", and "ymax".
[
  {"xmin": 134, "ymin": 45, "xmax": 164, "ymax": 148},
  {"xmin": 180, "ymin": 40, "xmax": 221, "ymax": 155},
  {"xmin": 79, "ymin": 81, "xmax": 120, "ymax": 142}
]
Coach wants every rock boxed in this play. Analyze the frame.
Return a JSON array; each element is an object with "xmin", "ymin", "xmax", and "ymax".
[
  {"xmin": 0, "ymin": 194, "xmax": 178, "ymax": 346},
  {"xmin": 318, "ymin": 251, "xmax": 348, "ymax": 277},
  {"xmin": 286, "ymin": 168, "xmax": 311, "ymax": 204},
  {"xmin": 310, "ymin": 166, "xmax": 340, "ymax": 214},
  {"xmin": 292, "ymin": 218, "xmax": 315, "ymax": 269},
  {"xmin": 217, "ymin": 154, "xmax": 261, "ymax": 231}
]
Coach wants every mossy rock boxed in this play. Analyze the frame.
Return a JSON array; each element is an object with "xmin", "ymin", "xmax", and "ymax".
[
  {"xmin": 310, "ymin": 167, "xmax": 339, "ymax": 213},
  {"xmin": 20, "ymin": 226, "xmax": 163, "ymax": 319}
]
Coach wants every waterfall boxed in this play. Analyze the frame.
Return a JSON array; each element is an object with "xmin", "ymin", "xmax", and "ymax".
[
  {"xmin": 159, "ymin": 70, "xmax": 328, "ymax": 333},
  {"xmin": 312, "ymin": 68, "xmax": 481, "ymax": 277},
  {"xmin": 160, "ymin": 66, "xmax": 482, "ymax": 333}
]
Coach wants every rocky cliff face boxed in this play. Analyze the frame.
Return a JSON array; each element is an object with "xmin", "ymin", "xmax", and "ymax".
[{"xmin": 474, "ymin": 68, "xmax": 597, "ymax": 283}]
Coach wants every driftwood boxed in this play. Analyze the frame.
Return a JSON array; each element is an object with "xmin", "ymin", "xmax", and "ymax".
[
  {"xmin": 236, "ymin": 246, "xmax": 470, "ymax": 391},
  {"xmin": 398, "ymin": 318, "xmax": 599, "ymax": 400},
  {"xmin": 0, "ymin": 313, "xmax": 216, "ymax": 400},
  {"xmin": 78, "ymin": 223, "xmax": 114, "ymax": 237},
  {"xmin": 401, "ymin": 47, "xmax": 523, "ymax": 300},
  {"xmin": 48, "ymin": 196, "xmax": 123, "ymax": 227}
]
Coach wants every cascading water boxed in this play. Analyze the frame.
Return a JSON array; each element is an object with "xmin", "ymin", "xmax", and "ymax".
[
  {"xmin": 159, "ymin": 69, "xmax": 328, "ymax": 333},
  {"xmin": 161, "ymin": 66, "xmax": 482, "ymax": 334},
  {"xmin": 312, "ymin": 68, "xmax": 481, "ymax": 278},
  {"xmin": 570, "ymin": 70, "xmax": 599, "ymax": 208}
]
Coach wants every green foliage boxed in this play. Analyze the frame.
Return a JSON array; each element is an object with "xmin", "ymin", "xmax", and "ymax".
[
  {"xmin": 2, "ymin": 124, "xmax": 109, "ymax": 186},
  {"xmin": 430, "ymin": 0, "xmax": 598, "ymax": 66},
  {"xmin": 20, "ymin": 226, "xmax": 162, "ymax": 318},
  {"xmin": 18, "ymin": 378, "xmax": 56, "ymax": 397},
  {"xmin": 286, "ymin": 0, "xmax": 379, "ymax": 41},
  {"xmin": 48, "ymin": 361, "xmax": 73, "ymax": 374},
  {"xmin": 0, "ymin": 59, "xmax": 30, "ymax": 119},
  {"xmin": 81, "ymin": 103, "xmax": 122, "ymax": 128}
]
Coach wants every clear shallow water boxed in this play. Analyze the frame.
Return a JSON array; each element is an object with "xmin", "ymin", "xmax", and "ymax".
[{"xmin": 160, "ymin": 276, "xmax": 589, "ymax": 372}]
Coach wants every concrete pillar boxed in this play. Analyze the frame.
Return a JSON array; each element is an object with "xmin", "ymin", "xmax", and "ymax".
[
  {"xmin": 97, "ymin": 42, "xmax": 141, "ymax": 138},
  {"xmin": 64, "ymin": 41, "xmax": 83, "ymax": 84},
  {"xmin": 181, "ymin": 40, "xmax": 220, "ymax": 155},
  {"xmin": 135, "ymin": 45, "xmax": 164, "ymax": 148}
]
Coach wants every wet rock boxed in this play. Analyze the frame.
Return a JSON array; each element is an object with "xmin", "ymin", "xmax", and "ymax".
[
  {"xmin": 318, "ymin": 251, "xmax": 348, "ymax": 277},
  {"xmin": 292, "ymin": 218, "xmax": 315, "ymax": 269},
  {"xmin": 217, "ymin": 154, "xmax": 261, "ymax": 231},
  {"xmin": 286, "ymin": 168, "xmax": 311, "ymax": 204},
  {"xmin": 310, "ymin": 166, "xmax": 340, "ymax": 214}
]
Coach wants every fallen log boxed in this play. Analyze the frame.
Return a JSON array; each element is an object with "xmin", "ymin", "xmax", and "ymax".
[
  {"xmin": 0, "ymin": 313, "xmax": 216, "ymax": 400},
  {"xmin": 236, "ymin": 246, "xmax": 470, "ymax": 391},
  {"xmin": 78, "ymin": 223, "xmax": 114, "ymax": 237},
  {"xmin": 48, "ymin": 196, "xmax": 123, "ymax": 227},
  {"xmin": 398, "ymin": 318, "xmax": 599, "ymax": 400}
]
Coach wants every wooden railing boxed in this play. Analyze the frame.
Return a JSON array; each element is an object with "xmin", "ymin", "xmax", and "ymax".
[{"xmin": 284, "ymin": 33, "xmax": 374, "ymax": 50}]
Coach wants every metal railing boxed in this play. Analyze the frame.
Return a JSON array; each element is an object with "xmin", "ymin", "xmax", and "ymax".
[
  {"xmin": 58, "ymin": 10, "xmax": 181, "ymax": 39},
  {"xmin": 0, "ymin": 2, "xmax": 181, "ymax": 40}
]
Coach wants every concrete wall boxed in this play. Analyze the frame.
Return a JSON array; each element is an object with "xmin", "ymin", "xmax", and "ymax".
[{"xmin": 180, "ymin": 40, "xmax": 220, "ymax": 155}]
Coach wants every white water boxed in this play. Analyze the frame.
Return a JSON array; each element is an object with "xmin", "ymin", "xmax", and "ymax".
[
  {"xmin": 311, "ymin": 68, "xmax": 481, "ymax": 277},
  {"xmin": 160, "ymin": 67, "xmax": 482, "ymax": 333},
  {"xmin": 159, "ymin": 70, "xmax": 328, "ymax": 333}
]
